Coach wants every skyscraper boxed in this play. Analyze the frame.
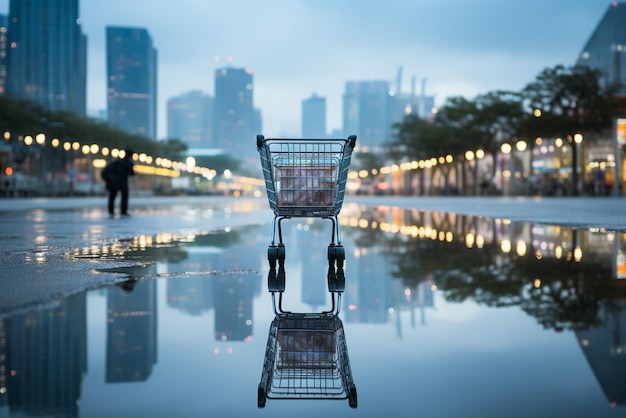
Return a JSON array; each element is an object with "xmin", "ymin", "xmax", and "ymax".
[
  {"xmin": 0, "ymin": 15, "xmax": 7, "ymax": 95},
  {"xmin": 576, "ymin": 2, "xmax": 626, "ymax": 95},
  {"xmin": 167, "ymin": 90, "xmax": 213, "ymax": 149},
  {"xmin": 302, "ymin": 93, "xmax": 327, "ymax": 138},
  {"xmin": 212, "ymin": 67, "xmax": 258, "ymax": 157},
  {"xmin": 107, "ymin": 26, "xmax": 157, "ymax": 140},
  {"xmin": 343, "ymin": 80, "xmax": 392, "ymax": 150},
  {"xmin": 6, "ymin": 0, "xmax": 86, "ymax": 115}
]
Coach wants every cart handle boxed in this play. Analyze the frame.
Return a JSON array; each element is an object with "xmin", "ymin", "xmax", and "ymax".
[{"xmin": 256, "ymin": 134, "xmax": 357, "ymax": 149}]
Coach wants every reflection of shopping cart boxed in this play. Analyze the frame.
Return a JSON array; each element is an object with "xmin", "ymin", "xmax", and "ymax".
[
  {"xmin": 256, "ymin": 135, "xmax": 357, "ymax": 315},
  {"xmin": 257, "ymin": 313, "xmax": 357, "ymax": 408}
]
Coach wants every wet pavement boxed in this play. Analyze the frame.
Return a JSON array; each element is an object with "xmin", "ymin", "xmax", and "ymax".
[{"xmin": 1, "ymin": 195, "xmax": 626, "ymax": 417}]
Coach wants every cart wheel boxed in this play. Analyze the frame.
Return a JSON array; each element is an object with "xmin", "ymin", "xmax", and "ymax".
[
  {"xmin": 335, "ymin": 267, "xmax": 345, "ymax": 292},
  {"xmin": 348, "ymin": 384, "xmax": 357, "ymax": 408},
  {"xmin": 348, "ymin": 135, "xmax": 357, "ymax": 149},
  {"xmin": 327, "ymin": 245, "xmax": 335, "ymax": 261},
  {"xmin": 277, "ymin": 265, "xmax": 286, "ymax": 292},
  {"xmin": 256, "ymin": 134, "xmax": 265, "ymax": 148},
  {"xmin": 277, "ymin": 244, "xmax": 285, "ymax": 261},
  {"xmin": 276, "ymin": 245, "xmax": 286, "ymax": 291},
  {"xmin": 268, "ymin": 268, "xmax": 278, "ymax": 292},
  {"xmin": 267, "ymin": 246, "xmax": 278, "ymax": 265},
  {"xmin": 327, "ymin": 266, "xmax": 337, "ymax": 292},
  {"xmin": 257, "ymin": 384, "xmax": 267, "ymax": 408},
  {"xmin": 335, "ymin": 245, "xmax": 345, "ymax": 262}
]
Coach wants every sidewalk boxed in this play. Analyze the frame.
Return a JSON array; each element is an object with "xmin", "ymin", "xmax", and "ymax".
[{"xmin": 1, "ymin": 194, "xmax": 626, "ymax": 231}]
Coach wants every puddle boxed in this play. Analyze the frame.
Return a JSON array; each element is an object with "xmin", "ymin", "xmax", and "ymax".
[{"xmin": 1, "ymin": 206, "xmax": 626, "ymax": 417}]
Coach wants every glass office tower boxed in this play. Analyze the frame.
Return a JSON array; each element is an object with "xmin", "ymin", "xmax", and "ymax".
[
  {"xmin": 343, "ymin": 80, "xmax": 392, "ymax": 151},
  {"xmin": 167, "ymin": 90, "xmax": 213, "ymax": 149},
  {"xmin": 302, "ymin": 93, "xmax": 327, "ymax": 138},
  {"xmin": 576, "ymin": 2, "xmax": 626, "ymax": 94},
  {"xmin": 107, "ymin": 26, "xmax": 157, "ymax": 140},
  {"xmin": 6, "ymin": 0, "xmax": 86, "ymax": 115},
  {"xmin": 212, "ymin": 67, "xmax": 256, "ymax": 157}
]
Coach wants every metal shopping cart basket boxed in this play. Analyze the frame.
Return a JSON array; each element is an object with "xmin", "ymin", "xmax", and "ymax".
[
  {"xmin": 257, "ymin": 313, "xmax": 357, "ymax": 408},
  {"xmin": 256, "ymin": 134, "xmax": 357, "ymax": 315}
]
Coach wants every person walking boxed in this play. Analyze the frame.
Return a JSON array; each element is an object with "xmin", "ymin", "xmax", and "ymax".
[{"xmin": 101, "ymin": 149, "xmax": 135, "ymax": 217}]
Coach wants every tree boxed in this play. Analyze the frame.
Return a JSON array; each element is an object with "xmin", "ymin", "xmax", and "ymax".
[
  {"xmin": 431, "ymin": 97, "xmax": 484, "ymax": 194},
  {"xmin": 391, "ymin": 109, "xmax": 468, "ymax": 194},
  {"xmin": 521, "ymin": 64, "xmax": 617, "ymax": 195},
  {"xmin": 472, "ymin": 91, "xmax": 525, "ymax": 192}
]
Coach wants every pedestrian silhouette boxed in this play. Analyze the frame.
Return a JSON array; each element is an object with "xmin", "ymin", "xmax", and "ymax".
[{"xmin": 101, "ymin": 150, "xmax": 135, "ymax": 217}]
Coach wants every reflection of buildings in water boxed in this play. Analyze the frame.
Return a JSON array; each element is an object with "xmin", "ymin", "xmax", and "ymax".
[
  {"xmin": 295, "ymin": 222, "xmax": 328, "ymax": 311},
  {"xmin": 576, "ymin": 301, "xmax": 626, "ymax": 408},
  {"xmin": 1, "ymin": 319, "xmax": 6, "ymax": 410},
  {"xmin": 340, "ymin": 239, "xmax": 436, "ymax": 328},
  {"xmin": 213, "ymin": 274, "xmax": 254, "ymax": 342},
  {"xmin": 167, "ymin": 275, "xmax": 214, "ymax": 316},
  {"xmin": 3, "ymin": 293, "xmax": 87, "ymax": 417},
  {"xmin": 211, "ymin": 239, "xmax": 261, "ymax": 342},
  {"xmin": 343, "ymin": 246, "xmax": 394, "ymax": 324},
  {"xmin": 390, "ymin": 278, "xmax": 437, "ymax": 338},
  {"xmin": 408, "ymin": 279, "xmax": 436, "ymax": 328},
  {"xmin": 154, "ymin": 230, "xmax": 262, "ymax": 341},
  {"xmin": 106, "ymin": 279, "xmax": 157, "ymax": 383}
]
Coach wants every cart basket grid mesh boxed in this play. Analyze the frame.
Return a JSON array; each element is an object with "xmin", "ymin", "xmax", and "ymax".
[
  {"xmin": 261, "ymin": 315, "xmax": 354, "ymax": 400},
  {"xmin": 258, "ymin": 139, "xmax": 353, "ymax": 217}
]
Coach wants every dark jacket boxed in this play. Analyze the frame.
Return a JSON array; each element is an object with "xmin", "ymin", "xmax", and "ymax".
[{"xmin": 101, "ymin": 158, "xmax": 135, "ymax": 189}]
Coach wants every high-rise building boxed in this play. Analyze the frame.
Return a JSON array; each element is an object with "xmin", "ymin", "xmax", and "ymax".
[
  {"xmin": 392, "ymin": 93, "xmax": 435, "ymax": 121},
  {"xmin": 576, "ymin": 2, "xmax": 626, "ymax": 95},
  {"xmin": 107, "ymin": 26, "xmax": 157, "ymax": 140},
  {"xmin": 302, "ymin": 93, "xmax": 327, "ymax": 138},
  {"xmin": 6, "ymin": 0, "xmax": 86, "ymax": 115},
  {"xmin": 212, "ymin": 67, "xmax": 258, "ymax": 158},
  {"xmin": 0, "ymin": 15, "xmax": 7, "ymax": 96},
  {"xmin": 167, "ymin": 90, "xmax": 213, "ymax": 149},
  {"xmin": 343, "ymin": 80, "xmax": 392, "ymax": 150}
]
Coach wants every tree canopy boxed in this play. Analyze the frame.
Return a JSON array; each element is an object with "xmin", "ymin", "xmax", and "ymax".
[{"xmin": 388, "ymin": 63, "xmax": 619, "ymax": 195}]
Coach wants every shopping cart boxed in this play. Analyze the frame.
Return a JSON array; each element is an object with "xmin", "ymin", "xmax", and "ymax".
[
  {"xmin": 257, "ymin": 313, "xmax": 357, "ymax": 408},
  {"xmin": 256, "ymin": 134, "xmax": 357, "ymax": 315}
]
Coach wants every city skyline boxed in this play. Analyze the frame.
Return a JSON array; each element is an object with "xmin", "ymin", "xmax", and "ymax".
[{"xmin": 0, "ymin": 0, "xmax": 613, "ymax": 139}]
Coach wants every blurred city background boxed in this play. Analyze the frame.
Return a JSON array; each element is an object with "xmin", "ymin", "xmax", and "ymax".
[{"xmin": 0, "ymin": 1, "xmax": 625, "ymax": 198}]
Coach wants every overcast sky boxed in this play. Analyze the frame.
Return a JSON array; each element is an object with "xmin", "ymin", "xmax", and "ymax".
[{"xmin": 0, "ymin": 0, "xmax": 613, "ymax": 139}]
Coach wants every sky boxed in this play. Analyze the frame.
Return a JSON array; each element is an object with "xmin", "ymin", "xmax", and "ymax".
[{"xmin": 0, "ymin": 0, "xmax": 614, "ymax": 140}]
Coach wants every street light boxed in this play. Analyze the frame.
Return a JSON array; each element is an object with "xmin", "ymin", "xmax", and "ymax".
[
  {"xmin": 573, "ymin": 133, "xmax": 583, "ymax": 196},
  {"xmin": 501, "ymin": 143, "xmax": 513, "ymax": 195},
  {"xmin": 574, "ymin": 133, "xmax": 583, "ymax": 144}
]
